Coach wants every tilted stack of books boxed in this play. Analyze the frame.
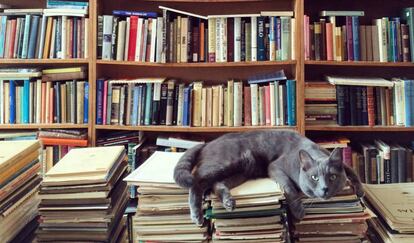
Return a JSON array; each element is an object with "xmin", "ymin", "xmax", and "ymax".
[
  {"xmin": 0, "ymin": 140, "xmax": 42, "ymax": 243},
  {"xmin": 0, "ymin": 0, "xmax": 89, "ymax": 60},
  {"xmin": 305, "ymin": 81, "xmax": 337, "ymax": 125},
  {"xmin": 37, "ymin": 146, "xmax": 129, "ymax": 242},
  {"xmin": 99, "ymin": 6, "xmax": 295, "ymax": 63},
  {"xmin": 365, "ymin": 183, "xmax": 414, "ymax": 242},
  {"xmin": 292, "ymin": 185, "xmax": 371, "ymax": 242},
  {"xmin": 124, "ymin": 151, "xmax": 209, "ymax": 242},
  {"xmin": 207, "ymin": 178, "xmax": 288, "ymax": 242}
]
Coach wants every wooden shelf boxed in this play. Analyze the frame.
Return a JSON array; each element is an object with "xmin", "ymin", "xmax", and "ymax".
[
  {"xmin": 306, "ymin": 125, "xmax": 414, "ymax": 132},
  {"xmin": 146, "ymin": 0, "xmax": 272, "ymax": 2},
  {"xmin": 95, "ymin": 125, "xmax": 297, "ymax": 133},
  {"xmin": 97, "ymin": 60, "xmax": 296, "ymax": 67},
  {"xmin": 0, "ymin": 59, "xmax": 90, "ymax": 65},
  {"xmin": 305, "ymin": 60, "xmax": 414, "ymax": 67},
  {"xmin": 0, "ymin": 124, "xmax": 89, "ymax": 130}
]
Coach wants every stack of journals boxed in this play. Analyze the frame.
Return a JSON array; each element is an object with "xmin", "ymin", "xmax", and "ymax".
[
  {"xmin": 99, "ymin": 6, "xmax": 295, "ymax": 63},
  {"xmin": 0, "ymin": 131, "xmax": 37, "ymax": 141},
  {"xmin": 208, "ymin": 178, "xmax": 288, "ymax": 242},
  {"xmin": 0, "ymin": 0, "xmax": 89, "ymax": 60},
  {"xmin": 293, "ymin": 185, "xmax": 370, "ymax": 242},
  {"xmin": 304, "ymin": 9, "xmax": 413, "ymax": 62},
  {"xmin": 96, "ymin": 73, "xmax": 296, "ymax": 127},
  {"xmin": 96, "ymin": 131, "xmax": 143, "ymax": 147},
  {"xmin": 37, "ymin": 146, "xmax": 129, "ymax": 242},
  {"xmin": 125, "ymin": 151, "xmax": 209, "ymax": 242},
  {"xmin": 38, "ymin": 129, "xmax": 88, "ymax": 174},
  {"xmin": 0, "ymin": 67, "xmax": 88, "ymax": 125},
  {"xmin": 364, "ymin": 183, "xmax": 414, "ymax": 242},
  {"xmin": 0, "ymin": 140, "xmax": 42, "ymax": 242},
  {"xmin": 305, "ymin": 81, "xmax": 337, "ymax": 125}
]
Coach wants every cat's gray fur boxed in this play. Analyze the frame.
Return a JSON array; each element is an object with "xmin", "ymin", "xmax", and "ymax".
[{"xmin": 173, "ymin": 130, "xmax": 364, "ymax": 225}]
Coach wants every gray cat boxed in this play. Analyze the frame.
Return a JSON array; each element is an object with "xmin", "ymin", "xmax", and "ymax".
[{"xmin": 173, "ymin": 129, "xmax": 364, "ymax": 225}]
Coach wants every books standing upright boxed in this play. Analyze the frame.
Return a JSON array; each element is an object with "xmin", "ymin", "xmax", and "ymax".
[
  {"xmin": 0, "ymin": 140, "xmax": 41, "ymax": 243},
  {"xmin": 37, "ymin": 146, "xmax": 129, "ymax": 242}
]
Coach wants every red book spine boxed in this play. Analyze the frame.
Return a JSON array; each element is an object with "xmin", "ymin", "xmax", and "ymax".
[
  {"xmin": 102, "ymin": 80, "xmax": 108, "ymax": 125},
  {"xmin": 326, "ymin": 23, "xmax": 333, "ymax": 61},
  {"xmin": 49, "ymin": 87, "xmax": 54, "ymax": 124},
  {"xmin": 367, "ymin": 86, "xmax": 375, "ymax": 126},
  {"xmin": 128, "ymin": 16, "xmax": 138, "ymax": 61},
  {"xmin": 342, "ymin": 147, "xmax": 352, "ymax": 167},
  {"xmin": 265, "ymin": 85, "xmax": 271, "ymax": 125},
  {"xmin": 244, "ymin": 86, "xmax": 251, "ymax": 126},
  {"xmin": 8, "ymin": 19, "xmax": 17, "ymax": 58}
]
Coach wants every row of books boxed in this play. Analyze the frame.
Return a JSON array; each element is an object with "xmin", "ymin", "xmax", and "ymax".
[
  {"xmin": 96, "ymin": 76, "xmax": 296, "ymax": 127},
  {"xmin": 98, "ymin": 7, "xmax": 296, "ymax": 63},
  {"xmin": 305, "ymin": 76, "xmax": 414, "ymax": 127},
  {"xmin": 0, "ymin": 0, "xmax": 89, "ymax": 59},
  {"xmin": 304, "ymin": 9, "xmax": 414, "ymax": 62},
  {"xmin": 0, "ymin": 67, "xmax": 89, "ymax": 125}
]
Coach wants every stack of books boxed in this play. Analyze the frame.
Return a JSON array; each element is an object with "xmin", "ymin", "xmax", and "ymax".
[
  {"xmin": 305, "ymin": 81, "xmax": 337, "ymax": 125},
  {"xmin": 37, "ymin": 146, "xmax": 129, "ymax": 242},
  {"xmin": 98, "ymin": 6, "xmax": 295, "ymax": 63},
  {"xmin": 0, "ymin": 0, "xmax": 89, "ymax": 60},
  {"xmin": 304, "ymin": 9, "xmax": 413, "ymax": 62},
  {"xmin": 96, "ymin": 130, "xmax": 143, "ymax": 147},
  {"xmin": 0, "ymin": 67, "xmax": 89, "ymax": 125},
  {"xmin": 125, "ymin": 151, "xmax": 209, "ymax": 242},
  {"xmin": 293, "ymin": 185, "xmax": 370, "ymax": 242},
  {"xmin": 96, "ymin": 72, "xmax": 296, "ymax": 127},
  {"xmin": 0, "ymin": 140, "xmax": 42, "ymax": 242},
  {"xmin": 364, "ymin": 183, "xmax": 414, "ymax": 242},
  {"xmin": 38, "ymin": 129, "xmax": 88, "ymax": 174},
  {"xmin": 208, "ymin": 178, "xmax": 288, "ymax": 242},
  {"xmin": 0, "ymin": 131, "xmax": 37, "ymax": 141}
]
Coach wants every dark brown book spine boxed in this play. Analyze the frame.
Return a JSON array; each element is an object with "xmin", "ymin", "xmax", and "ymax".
[
  {"xmin": 244, "ymin": 86, "xmax": 251, "ymax": 126},
  {"xmin": 192, "ymin": 24, "xmax": 199, "ymax": 62},
  {"xmin": 309, "ymin": 24, "xmax": 315, "ymax": 60},
  {"xmin": 241, "ymin": 19, "xmax": 246, "ymax": 61},
  {"xmin": 406, "ymin": 148, "xmax": 413, "ymax": 182},
  {"xmin": 402, "ymin": 24, "xmax": 411, "ymax": 62},
  {"xmin": 320, "ymin": 19, "xmax": 327, "ymax": 60},
  {"xmin": 187, "ymin": 17, "xmax": 193, "ymax": 62},
  {"xmin": 367, "ymin": 86, "xmax": 375, "ymax": 126},
  {"xmin": 227, "ymin": 18, "xmax": 234, "ymax": 62},
  {"xmin": 314, "ymin": 22, "xmax": 321, "ymax": 61},
  {"xmin": 366, "ymin": 25, "xmax": 373, "ymax": 61},
  {"xmin": 342, "ymin": 25, "xmax": 348, "ymax": 61},
  {"xmin": 396, "ymin": 20, "xmax": 402, "ymax": 62},
  {"xmin": 360, "ymin": 25, "xmax": 367, "ymax": 61}
]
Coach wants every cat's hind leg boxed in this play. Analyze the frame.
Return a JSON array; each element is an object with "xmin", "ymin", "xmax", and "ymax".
[{"xmin": 213, "ymin": 174, "xmax": 247, "ymax": 212}]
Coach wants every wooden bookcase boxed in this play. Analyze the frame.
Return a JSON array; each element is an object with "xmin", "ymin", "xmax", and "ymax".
[{"xmin": 2, "ymin": 0, "xmax": 414, "ymax": 146}]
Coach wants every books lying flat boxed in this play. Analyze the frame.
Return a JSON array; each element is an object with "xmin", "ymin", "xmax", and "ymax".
[{"xmin": 325, "ymin": 75, "xmax": 394, "ymax": 87}]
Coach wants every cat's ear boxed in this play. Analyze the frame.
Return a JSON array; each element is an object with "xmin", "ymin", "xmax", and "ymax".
[
  {"xmin": 329, "ymin": 148, "xmax": 343, "ymax": 166},
  {"xmin": 299, "ymin": 150, "xmax": 314, "ymax": 171}
]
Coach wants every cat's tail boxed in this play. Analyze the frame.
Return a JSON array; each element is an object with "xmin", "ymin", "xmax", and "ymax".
[{"xmin": 173, "ymin": 144, "xmax": 205, "ymax": 188}]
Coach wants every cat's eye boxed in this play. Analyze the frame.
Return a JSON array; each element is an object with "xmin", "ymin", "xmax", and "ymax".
[
  {"xmin": 311, "ymin": 175, "xmax": 319, "ymax": 181},
  {"xmin": 330, "ymin": 174, "xmax": 337, "ymax": 181}
]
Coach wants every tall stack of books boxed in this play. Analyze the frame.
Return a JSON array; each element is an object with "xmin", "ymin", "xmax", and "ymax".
[
  {"xmin": 364, "ymin": 183, "xmax": 414, "ymax": 242},
  {"xmin": 305, "ymin": 81, "xmax": 337, "ymax": 125},
  {"xmin": 125, "ymin": 151, "xmax": 209, "ymax": 242},
  {"xmin": 327, "ymin": 75, "xmax": 414, "ymax": 127},
  {"xmin": 293, "ymin": 185, "xmax": 370, "ymax": 242},
  {"xmin": 37, "ymin": 146, "xmax": 129, "ymax": 242},
  {"xmin": 208, "ymin": 178, "xmax": 288, "ymax": 242},
  {"xmin": 98, "ymin": 6, "xmax": 295, "ymax": 63},
  {"xmin": 96, "ymin": 72, "xmax": 296, "ymax": 127},
  {"xmin": 0, "ymin": 140, "xmax": 42, "ymax": 243},
  {"xmin": 0, "ymin": 0, "xmax": 89, "ymax": 59},
  {"xmin": 304, "ymin": 9, "xmax": 413, "ymax": 62},
  {"xmin": 0, "ymin": 67, "xmax": 89, "ymax": 125}
]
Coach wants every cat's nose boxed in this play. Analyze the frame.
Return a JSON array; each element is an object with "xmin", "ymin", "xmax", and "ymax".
[{"xmin": 322, "ymin": 187, "xmax": 329, "ymax": 194}]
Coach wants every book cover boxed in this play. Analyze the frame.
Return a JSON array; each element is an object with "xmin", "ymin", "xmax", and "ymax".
[{"xmin": 287, "ymin": 80, "xmax": 296, "ymax": 126}]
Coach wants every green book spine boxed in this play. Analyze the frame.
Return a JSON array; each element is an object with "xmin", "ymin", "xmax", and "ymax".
[{"xmin": 280, "ymin": 17, "xmax": 291, "ymax": 61}]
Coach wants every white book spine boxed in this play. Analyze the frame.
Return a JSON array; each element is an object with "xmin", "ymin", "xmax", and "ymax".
[
  {"xmin": 251, "ymin": 16, "xmax": 257, "ymax": 61},
  {"xmin": 141, "ymin": 19, "xmax": 148, "ymax": 62},
  {"xmin": 0, "ymin": 80, "xmax": 3, "ymax": 124},
  {"xmin": 234, "ymin": 17, "xmax": 241, "ymax": 62},
  {"xmin": 116, "ymin": 21, "xmax": 126, "ymax": 61},
  {"xmin": 36, "ymin": 79, "xmax": 41, "ymax": 124},
  {"xmin": 218, "ymin": 85, "xmax": 224, "ymax": 126},
  {"xmin": 60, "ymin": 16, "xmax": 67, "ymax": 59},
  {"xmin": 269, "ymin": 17, "xmax": 276, "ymax": 61},
  {"xmin": 156, "ymin": 17, "xmax": 163, "ymax": 63},
  {"xmin": 177, "ymin": 84, "xmax": 184, "ymax": 126},
  {"xmin": 270, "ymin": 82, "xmax": 275, "ymax": 125},
  {"xmin": 381, "ymin": 18, "xmax": 388, "ymax": 62},
  {"xmin": 180, "ymin": 18, "xmax": 187, "ymax": 63},
  {"xmin": 150, "ymin": 18, "xmax": 157, "ymax": 63},
  {"xmin": 221, "ymin": 18, "xmax": 227, "ymax": 62},
  {"xmin": 4, "ymin": 82, "xmax": 9, "ymax": 123},
  {"xmin": 233, "ymin": 82, "xmax": 242, "ymax": 126},
  {"xmin": 102, "ymin": 15, "xmax": 113, "ymax": 60},
  {"xmin": 279, "ymin": 85, "xmax": 284, "ymax": 125},
  {"xmin": 291, "ymin": 18, "xmax": 296, "ymax": 60},
  {"xmin": 400, "ymin": 83, "xmax": 406, "ymax": 126},
  {"xmin": 84, "ymin": 18, "xmax": 89, "ymax": 58},
  {"xmin": 215, "ymin": 18, "xmax": 221, "ymax": 62},
  {"xmin": 250, "ymin": 83, "xmax": 258, "ymax": 126},
  {"xmin": 29, "ymin": 82, "xmax": 33, "ymax": 123},
  {"xmin": 124, "ymin": 18, "xmax": 130, "ymax": 61},
  {"xmin": 201, "ymin": 88, "xmax": 207, "ymax": 127},
  {"xmin": 135, "ymin": 18, "xmax": 143, "ymax": 61},
  {"xmin": 274, "ymin": 82, "xmax": 280, "ymax": 125}
]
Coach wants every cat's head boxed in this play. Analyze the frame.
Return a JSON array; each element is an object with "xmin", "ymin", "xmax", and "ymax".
[{"xmin": 297, "ymin": 148, "xmax": 347, "ymax": 200}]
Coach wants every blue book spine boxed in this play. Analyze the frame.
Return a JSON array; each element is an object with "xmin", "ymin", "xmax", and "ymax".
[
  {"xmin": 96, "ymin": 79, "xmax": 104, "ymax": 125},
  {"xmin": 140, "ymin": 85, "xmax": 146, "ymax": 125},
  {"xmin": 276, "ymin": 18, "xmax": 281, "ymax": 61},
  {"xmin": 390, "ymin": 21, "xmax": 396, "ymax": 62},
  {"xmin": 112, "ymin": 10, "xmax": 158, "ymax": 18},
  {"xmin": 183, "ymin": 87, "xmax": 190, "ymax": 126},
  {"xmin": 0, "ymin": 16, "xmax": 7, "ymax": 57},
  {"xmin": 352, "ymin": 16, "xmax": 360, "ymax": 61},
  {"xmin": 393, "ymin": 20, "xmax": 398, "ymax": 62},
  {"xmin": 27, "ymin": 15, "xmax": 40, "ymax": 59},
  {"xmin": 132, "ymin": 86, "xmax": 139, "ymax": 126},
  {"xmin": 257, "ymin": 16, "xmax": 266, "ymax": 61},
  {"xmin": 22, "ymin": 79, "xmax": 30, "ymax": 124},
  {"xmin": 287, "ymin": 80, "xmax": 296, "ymax": 126},
  {"xmin": 21, "ymin": 15, "xmax": 32, "ymax": 59},
  {"xmin": 404, "ymin": 80, "xmax": 412, "ymax": 126},
  {"xmin": 144, "ymin": 83, "xmax": 153, "ymax": 125},
  {"xmin": 9, "ymin": 81, "xmax": 16, "ymax": 124},
  {"xmin": 84, "ymin": 82, "xmax": 89, "ymax": 124},
  {"xmin": 106, "ymin": 82, "xmax": 112, "ymax": 125}
]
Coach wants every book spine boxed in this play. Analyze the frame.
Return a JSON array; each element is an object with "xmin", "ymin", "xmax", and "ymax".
[
  {"xmin": 9, "ymin": 81, "xmax": 16, "ymax": 124},
  {"xmin": 257, "ymin": 16, "xmax": 266, "ymax": 61},
  {"xmin": 250, "ymin": 83, "xmax": 258, "ymax": 126},
  {"xmin": 208, "ymin": 18, "xmax": 216, "ymax": 62},
  {"xmin": 96, "ymin": 79, "xmax": 104, "ymax": 125},
  {"xmin": 264, "ymin": 85, "xmax": 271, "ymax": 125},
  {"xmin": 281, "ymin": 17, "xmax": 291, "ymax": 61},
  {"xmin": 326, "ymin": 23, "xmax": 333, "ymax": 61},
  {"xmin": 84, "ymin": 82, "xmax": 89, "ymax": 124},
  {"xmin": 158, "ymin": 83, "xmax": 168, "ymax": 125},
  {"xmin": 320, "ymin": 19, "xmax": 326, "ymax": 60},
  {"xmin": 402, "ymin": 24, "xmax": 411, "ymax": 62},
  {"xmin": 367, "ymin": 86, "xmax": 375, "ymax": 126},
  {"xmin": 21, "ymin": 15, "xmax": 31, "ymax": 59},
  {"xmin": 352, "ymin": 16, "xmax": 360, "ymax": 61},
  {"xmin": 346, "ymin": 16, "xmax": 354, "ymax": 61},
  {"xmin": 336, "ymin": 85, "xmax": 348, "ymax": 126},
  {"xmin": 127, "ymin": 16, "xmax": 138, "ymax": 61},
  {"xmin": 251, "ymin": 16, "xmax": 257, "ymax": 61},
  {"xmin": 314, "ymin": 22, "xmax": 321, "ymax": 61},
  {"xmin": 28, "ymin": 15, "xmax": 40, "ymax": 59},
  {"xmin": 287, "ymin": 80, "xmax": 296, "ymax": 126},
  {"xmin": 102, "ymin": 15, "xmax": 113, "ymax": 60},
  {"xmin": 144, "ymin": 83, "xmax": 153, "ymax": 125}
]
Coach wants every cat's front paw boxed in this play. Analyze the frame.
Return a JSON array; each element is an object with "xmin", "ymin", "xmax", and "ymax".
[
  {"xmin": 190, "ymin": 211, "xmax": 204, "ymax": 226},
  {"xmin": 354, "ymin": 184, "xmax": 365, "ymax": 198},
  {"xmin": 223, "ymin": 198, "xmax": 236, "ymax": 212},
  {"xmin": 290, "ymin": 201, "xmax": 305, "ymax": 220}
]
